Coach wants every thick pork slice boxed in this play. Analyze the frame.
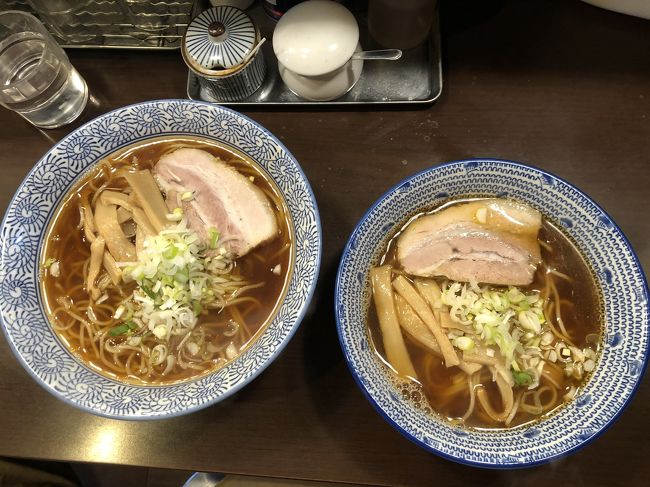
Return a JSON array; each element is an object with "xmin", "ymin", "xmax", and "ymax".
[
  {"xmin": 153, "ymin": 148, "xmax": 278, "ymax": 256},
  {"xmin": 397, "ymin": 199, "xmax": 542, "ymax": 286}
]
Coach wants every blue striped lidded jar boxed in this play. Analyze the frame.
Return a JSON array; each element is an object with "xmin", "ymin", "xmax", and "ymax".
[{"xmin": 182, "ymin": 6, "xmax": 266, "ymax": 102}]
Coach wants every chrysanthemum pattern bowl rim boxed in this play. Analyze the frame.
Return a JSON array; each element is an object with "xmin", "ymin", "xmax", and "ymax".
[
  {"xmin": 335, "ymin": 158, "xmax": 649, "ymax": 468},
  {"xmin": 0, "ymin": 99, "xmax": 322, "ymax": 420}
]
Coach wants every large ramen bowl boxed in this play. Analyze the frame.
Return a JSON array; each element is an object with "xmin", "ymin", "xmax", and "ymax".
[
  {"xmin": 0, "ymin": 100, "xmax": 321, "ymax": 419},
  {"xmin": 335, "ymin": 159, "xmax": 649, "ymax": 468}
]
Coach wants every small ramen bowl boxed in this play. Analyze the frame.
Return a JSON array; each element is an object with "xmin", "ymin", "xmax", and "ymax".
[
  {"xmin": 335, "ymin": 159, "xmax": 649, "ymax": 468},
  {"xmin": 0, "ymin": 99, "xmax": 321, "ymax": 420}
]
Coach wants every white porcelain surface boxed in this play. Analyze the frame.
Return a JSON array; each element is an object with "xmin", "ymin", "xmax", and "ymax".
[
  {"xmin": 278, "ymin": 43, "xmax": 363, "ymax": 101},
  {"xmin": 581, "ymin": 0, "xmax": 650, "ymax": 19},
  {"xmin": 273, "ymin": 0, "xmax": 359, "ymax": 77}
]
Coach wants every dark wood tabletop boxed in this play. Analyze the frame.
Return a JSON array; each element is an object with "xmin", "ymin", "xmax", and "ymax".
[{"xmin": 1, "ymin": 1, "xmax": 649, "ymax": 485}]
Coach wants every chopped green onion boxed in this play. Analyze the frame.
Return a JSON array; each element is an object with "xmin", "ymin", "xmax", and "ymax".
[
  {"xmin": 442, "ymin": 283, "xmax": 548, "ymax": 366},
  {"xmin": 163, "ymin": 245, "xmax": 178, "ymax": 259},
  {"xmin": 141, "ymin": 286, "xmax": 156, "ymax": 300},
  {"xmin": 519, "ymin": 310, "xmax": 541, "ymax": 333},
  {"xmin": 124, "ymin": 306, "xmax": 134, "ymax": 320},
  {"xmin": 512, "ymin": 370, "xmax": 533, "ymax": 387},
  {"xmin": 208, "ymin": 227, "xmax": 220, "ymax": 249},
  {"xmin": 43, "ymin": 258, "xmax": 60, "ymax": 277},
  {"xmin": 150, "ymin": 344, "xmax": 168, "ymax": 366},
  {"xmin": 180, "ymin": 191, "xmax": 195, "ymax": 201},
  {"xmin": 120, "ymin": 219, "xmax": 246, "ymax": 355},
  {"xmin": 113, "ymin": 305, "xmax": 126, "ymax": 320},
  {"xmin": 108, "ymin": 324, "xmax": 131, "ymax": 337},
  {"xmin": 453, "ymin": 336, "xmax": 475, "ymax": 351},
  {"xmin": 166, "ymin": 207, "xmax": 184, "ymax": 222},
  {"xmin": 175, "ymin": 268, "xmax": 189, "ymax": 284},
  {"xmin": 108, "ymin": 320, "xmax": 138, "ymax": 337}
]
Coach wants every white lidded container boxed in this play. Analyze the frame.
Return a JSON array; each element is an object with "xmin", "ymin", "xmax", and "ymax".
[
  {"xmin": 272, "ymin": 0, "xmax": 363, "ymax": 101},
  {"xmin": 580, "ymin": 0, "xmax": 650, "ymax": 19}
]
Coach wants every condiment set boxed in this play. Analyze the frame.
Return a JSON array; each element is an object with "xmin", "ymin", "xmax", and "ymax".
[{"xmin": 182, "ymin": 0, "xmax": 412, "ymax": 103}]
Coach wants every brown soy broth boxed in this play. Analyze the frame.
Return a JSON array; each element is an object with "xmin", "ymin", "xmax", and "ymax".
[
  {"xmin": 41, "ymin": 136, "xmax": 294, "ymax": 384},
  {"xmin": 367, "ymin": 198, "xmax": 602, "ymax": 429}
]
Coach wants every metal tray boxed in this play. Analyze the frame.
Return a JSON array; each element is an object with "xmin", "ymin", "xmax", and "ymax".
[
  {"xmin": 15, "ymin": 0, "xmax": 200, "ymax": 50},
  {"xmin": 186, "ymin": 5, "xmax": 442, "ymax": 106}
]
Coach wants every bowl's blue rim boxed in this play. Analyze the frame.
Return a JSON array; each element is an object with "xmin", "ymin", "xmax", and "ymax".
[
  {"xmin": 0, "ymin": 99, "xmax": 323, "ymax": 420},
  {"xmin": 334, "ymin": 157, "xmax": 650, "ymax": 468}
]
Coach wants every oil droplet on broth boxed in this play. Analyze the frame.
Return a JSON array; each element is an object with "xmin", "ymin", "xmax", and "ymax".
[{"xmin": 390, "ymin": 374, "xmax": 431, "ymax": 413}]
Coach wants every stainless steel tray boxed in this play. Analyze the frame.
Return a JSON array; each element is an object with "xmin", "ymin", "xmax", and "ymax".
[
  {"xmin": 186, "ymin": 5, "xmax": 442, "ymax": 106},
  {"xmin": 16, "ymin": 0, "xmax": 199, "ymax": 50}
]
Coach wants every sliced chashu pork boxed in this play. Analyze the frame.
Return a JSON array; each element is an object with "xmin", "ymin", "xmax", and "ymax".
[
  {"xmin": 397, "ymin": 199, "xmax": 542, "ymax": 286},
  {"xmin": 153, "ymin": 148, "xmax": 278, "ymax": 257}
]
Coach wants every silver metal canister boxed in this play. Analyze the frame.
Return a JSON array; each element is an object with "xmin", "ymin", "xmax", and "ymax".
[{"xmin": 182, "ymin": 6, "xmax": 266, "ymax": 102}]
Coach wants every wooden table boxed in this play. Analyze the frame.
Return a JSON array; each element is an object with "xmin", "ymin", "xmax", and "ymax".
[{"xmin": 1, "ymin": 1, "xmax": 649, "ymax": 485}]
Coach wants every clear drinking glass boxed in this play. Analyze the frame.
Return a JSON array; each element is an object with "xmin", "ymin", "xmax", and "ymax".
[{"xmin": 0, "ymin": 11, "xmax": 89, "ymax": 128}]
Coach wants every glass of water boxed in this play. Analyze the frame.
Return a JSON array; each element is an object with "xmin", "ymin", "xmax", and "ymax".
[{"xmin": 0, "ymin": 10, "xmax": 88, "ymax": 128}]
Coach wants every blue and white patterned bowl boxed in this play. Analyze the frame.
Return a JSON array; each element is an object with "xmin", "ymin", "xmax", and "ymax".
[
  {"xmin": 0, "ymin": 100, "xmax": 321, "ymax": 420},
  {"xmin": 335, "ymin": 159, "xmax": 649, "ymax": 468}
]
